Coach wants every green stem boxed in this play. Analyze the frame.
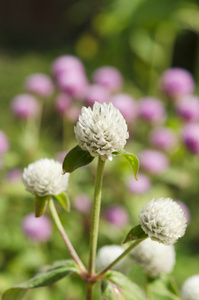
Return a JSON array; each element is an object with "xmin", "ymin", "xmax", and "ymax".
[
  {"xmin": 96, "ymin": 238, "xmax": 148, "ymax": 278},
  {"xmin": 88, "ymin": 157, "xmax": 106, "ymax": 276},
  {"xmin": 86, "ymin": 282, "xmax": 94, "ymax": 300},
  {"xmin": 49, "ymin": 198, "xmax": 87, "ymax": 273}
]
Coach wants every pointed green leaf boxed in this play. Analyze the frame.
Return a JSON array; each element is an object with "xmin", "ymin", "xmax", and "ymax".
[
  {"xmin": 2, "ymin": 260, "xmax": 78, "ymax": 300},
  {"xmin": 53, "ymin": 193, "xmax": 70, "ymax": 212},
  {"xmin": 35, "ymin": 195, "xmax": 49, "ymax": 217},
  {"xmin": 120, "ymin": 153, "xmax": 139, "ymax": 180},
  {"xmin": 62, "ymin": 145, "xmax": 94, "ymax": 173},
  {"xmin": 102, "ymin": 270, "xmax": 147, "ymax": 300},
  {"xmin": 123, "ymin": 224, "xmax": 148, "ymax": 244},
  {"xmin": 148, "ymin": 276, "xmax": 181, "ymax": 300}
]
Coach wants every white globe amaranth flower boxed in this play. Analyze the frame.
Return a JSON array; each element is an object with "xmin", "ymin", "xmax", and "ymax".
[
  {"xmin": 22, "ymin": 158, "xmax": 69, "ymax": 197},
  {"xmin": 74, "ymin": 102, "xmax": 129, "ymax": 161},
  {"xmin": 131, "ymin": 238, "xmax": 176, "ymax": 278},
  {"xmin": 96, "ymin": 245, "xmax": 126, "ymax": 272},
  {"xmin": 181, "ymin": 275, "xmax": 199, "ymax": 300},
  {"xmin": 139, "ymin": 198, "xmax": 187, "ymax": 245}
]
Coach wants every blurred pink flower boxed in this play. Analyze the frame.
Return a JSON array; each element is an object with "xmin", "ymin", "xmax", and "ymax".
[
  {"xmin": 175, "ymin": 95, "xmax": 199, "ymax": 122},
  {"xmin": 127, "ymin": 173, "xmax": 151, "ymax": 194},
  {"xmin": 92, "ymin": 66, "xmax": 123, "ymax": 92},
  {"xmin": 51, "ymin": 55, "xmax": 85, "ymax": 77},
  {"xmin": 139, "ymin": 97, "xmax": 166, "ymax": 124},
  {"xmin": 6, "ymin": 168, "xmax": 22, "ymax": 182},
  {"xmin": 65, "ymin": 105, "xmax": 81, "ymax": 122},
  {"xmin": 0, "ymin": 130, "xmax": 10, "ymax": 155},
  {"xmin": 140, "ymin": 149, "xmax": 169, "ymax": 174},
  {"xmin": 55, "ymin": 93, "xmax": 72, "ymax": 115},
  {"xmin": 104, "ymin": 205, "xmax": 129, "ymax": 227},
  {"xmin": 160, "ymin": 68, "xmax": 195, "ymax": 98},
  {"xmin": 73, "ymin": 194, "xmax": 91, "ymax": 213},
  {"xmin": 110, "ymin": 93, "xmax": 138, "ymax": 123},
  {"xmin": 149, "ymin": 127, "xmax": 177, "ymax": 151},
  {"xmin": 22, "ymin": 213, "xmax": 52, "ymax": 242},
  {"xmin": 11, "ymin": 94, "xmax": 40, "ymax": 119},
  {"xmin": 182, "ymin": 123, "xmax": 199, "ymax": 154},
  {"xmin": 24, "ymin": 73, "xmax": 54, "ymax": 97},
  {"xmin": 84, "ymin": 84, "xmax": 110, "ymax": 106}
]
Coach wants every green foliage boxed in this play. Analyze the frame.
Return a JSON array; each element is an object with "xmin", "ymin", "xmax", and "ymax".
[
  {"xmin": 35, "ymin": 195, "xmax": 50, "ymax": 217},
  {"xmin": 53, "ymin": 193, "xmax": 70, "ymax": 212},
  {"xmin": 123, "ymin": 225, "xmax": 148, "ymax": 244}
]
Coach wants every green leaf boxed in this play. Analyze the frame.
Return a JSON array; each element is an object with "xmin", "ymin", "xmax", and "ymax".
[
  {"xmin": 62, "ymin": 145, "xmax": 94, "ymax": 173},
  {"xmin": 120, "ymin": 153, "xmax": 139, "ymax": 180},
  {"xmin": 2, "ymin": 260, "xmax": 78, "ymax": 300},
  {"xmin": 147, "ymin": 276, "xmax": 181, "ymax": 300},
  {"xmin": 35, "ymin": 195, "xmax": 49, "ymax": 217},
  {"xmin": 123, "ymin": 224, "xmax": 148, "ymax": 244},
  {"xmin": 53, "ymin": 193, "xmax": 70, "ymax": 212},
  {"xmin": 101, "ymin": 270, "xmax": 147, "ymax": 300}
]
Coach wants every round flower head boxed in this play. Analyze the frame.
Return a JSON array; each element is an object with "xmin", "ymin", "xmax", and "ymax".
[
  {"xmin": 11, "ymin": 94, "xmax": 40, "ymax": 119},
  {"xmin": 131, "ymin": 238, "xmax": 176, "ymax": 278},
  {"xmin": 24, "ymin": 73, "xmax": 54, "ymax": 97},
  {"xmin": 74, "ymin": 102, "xmax": 129, "ymax": 161},
  {"xmin": 55, "ymin": 93, "xmax": 72, "ymax": 116},
  {"xmin": 0, "ymin": 130, "xmax": 10, "ymax": 155},
  {"xmin": 51, "ymin": 55, "xmax": 85, "ymax": 77},
  {"xmin": 110, "ymin": 93, "xmax": 138, "ymax": 123},
  {"xmin": 181, "ymin": 274, "xmax": 199, "ymax": 300},
  {"xmin": 160, "ymin": 68, "xmax": 195, "ymax": 98},
  {"xmin": 96, "ymin": 245, "xmax": 126, "ymax": 271},
  {"xmin": 104, "ymin": 205, "xmax": 129, "ymax": 227},
  {"xmin": 139, "ymin": 97, "xmax": 166, "ymax": 124},
  {"xmin": 73, "ymin": 194, "xmax": 91, "ymax": 213},
  {"xmin": 149, "ymin": 127, "xmax": 177, "ymax": 151},
  {"xmin": 127, "ymin": 173, "xmax": 151, "ymax": 194},
  {"xmin": 139, "ymin": 198, "xmax": 187, "ymax": 245},
  {"xmin": 175, "ymin": 95, "xmax": 199, "ymax": 122},
  {"xmin": 22, "ymin": 158, "xmax": 69, "ymax": 197},
  {"xmin": 140, "ymin": 149, "xmax": 169, "ymax": 174},
  {"xmin": 84, "ymin": 84, "xmax": 110, "ymax": 106},
  {"xmin": 22, "ymin": 213, "xmax": 52, "ymax": 242},
  {"xmin": 92, "ymin": 66, "xmax": 123, "ymax": 92},
  {"xmin": 182, "ymin": 123, "xmax": 199, "ymax": 154}
]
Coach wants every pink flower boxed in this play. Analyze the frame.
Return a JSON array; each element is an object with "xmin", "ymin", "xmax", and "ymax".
[
  {"xmin": 73, "ymin": 194, "xmax": 91, "ymax": 213},
  {"xmin": 149, "ymin": 127, "xmax": 177, "ymax": 151},
  {"xmin": 182, "ymin": 123, "xmax": 199, "ymax": 154},
  {"xmin": 92, "ymin": 66, "xmax": 123, "ymax": 92},
  {"xmin": 0, "ymin": 130, "xmax": 10, "ymax": 154},
  {"xmin": 139, "ymin": 97, "xmax": 166, "ymax": 124},
  {"xmin": 51, "ymin": 55, "xmax": 85, "ymax": 77},
  {"xmin": 127, "ymin": 173, "xmax": 151, "ymax": 194},
  {"xmin": 104, "ymin": 205, "xmax": 129, "ymax": 227},
  {"xmin": 140, "ymin": 149, "xmax": 169, "ymax": 174},
  {"xmin": 110, "ymin": 93, "xmax": 138, "ymax": 122},
  {"xmin": 11, "ymin": 94, "xmax": 40, "ymax": 119},
  {"xmin": 160, "ymin": 68, "xmax": 195, "ymax": 98},
  {"xmin": 84, "ymin": 84, "xmax": 110, "ymax": 106},
  {"xmin": 22, "ymin": 213, "xmax": 52, "ymax": 242},
  {"xmin": 24, "ymin": 73, "xmax": 54, "ymax": 97},
  {"xmin": 175, "ymin": 95, "xmax": 199, "ymax": 122},
  {"xmin": 55, "ymin": 93, "xmax": 72, "ymax": 115},
  {"xmin": 6, "ymin": 168, "xmax": 22, "ymax": 182}
]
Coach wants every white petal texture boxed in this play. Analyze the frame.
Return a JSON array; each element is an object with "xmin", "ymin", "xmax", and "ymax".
[
  {"xmin": 22, "ymin": 158, "xmax": 69, "ymax": 197},
  {"xmin": 181, "ymin": 275, "xmax": 199, "ymax": 300},
  {"xmin": 96, "ymin": 245, "xmax": 126, "ymax": 272},
  {"xmin": 131, "ymin": 238, "xmax": 176, "ymax": 278},
  {"xmin": 74, "ymin": 102, "xmax": 129, "ymax": 161},
  {"xmin": 139, "ymin": 198, "xmax": 187, "ymax": 245}
]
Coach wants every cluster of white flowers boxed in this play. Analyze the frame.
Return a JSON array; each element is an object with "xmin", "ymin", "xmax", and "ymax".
[
  {"xmin": 96, "ymin": 245, "xmax": 127, "ymax": 272},
  {"xmin": 139, "ymin": 198, "xmax": 187, "ymax": 245},
  {"xmin": 22, "ymin": 158, "xmax": 69, "ymax": 197},
  {"xmin": 131, "ymin": 238, "xmax": 176, "ymax": 278},
  {"xmin": 181, "ymin": 275, "xmax": 199, "ymax": 300},
  {"xmin": 74, "ymin": 102, "xmax": 129, "ymax": 161}
]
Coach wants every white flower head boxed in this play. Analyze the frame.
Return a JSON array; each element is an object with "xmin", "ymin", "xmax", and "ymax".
[
  {"xmin": 74, "ymin": 102, "xmax": 129, "ymax": 161},
  {"xmin": 96, "ymin": 245, "xmax": 126, "ymax": 272},
  {"xmin": 131, "ymin": 238, "xmax": 176, "ymax": 278},
  {"xmin": 139, "ymin": 198, "xmax": 187, "ymax": 245},
  {"xmin": 22, "ymin": 158, "xmax": 69, "ymax": 197},
  {"xmin": 181, "ymin": 275, "xmax": 199, "ymax": 300}
]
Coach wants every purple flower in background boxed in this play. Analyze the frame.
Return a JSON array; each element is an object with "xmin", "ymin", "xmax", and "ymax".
[
  {"xmin": 6, "ymin": 168, "xmax": 22, "ymax": 182},
  {"xmin": 73, "ymin": 194, "xmax": 91, "ymax": 214},
  {"xmin": 65, "ymin": 105, "xmax": 81, "ymax": 122},
  {"xmin": 127, "ymin": 173, "xmax": 151, "ymax": 194},
  {"xmin": 149, "ymin": 127, "xmax": 177, "ymax": 151},
  {"xmin": 55, "ymin": 93, "xmax": 72, "ymax": 115},
  {"xmin": 24, "ymin": 73, "xmax": 54, "ymax": 97},
  {"xmin": 22, "ymin": 213, "xmax": 52, "ymax": 242},
  {"xmin": 139, "ymin": 97, "xmax": 166, "ymax": 124},
  {"xmin": 84, "ymin": 84, "xmax": 110, "ymax": 106},
  {"xmin": 182, "ymin": 123, "xmax": 199, "ymax": 154},
  {"xmin": 92, "ymin": 66, "xmax": 123, "ymax": 92},
  {"xmin": 104, "ymin": 205, "xmax": 129, "ymax": 227},
  {"xmin": 110, "ymin": 93, "xmax": 138, "ymax": 123},
  {"xmin": 0, "ymin": 130, "xmax": 10, "ymax": 155},
  {"xmin": 140, "ymin": 149, "xmax": 169, "ymax": 174},
  {"xmin": 160, "ymin": 68, "xmax": 195, "ymax": 98},
  {"xmin": 175, "ymin": 200, "xmax": 190, "ymax": 224},
  {"xmin": 175, "ymin": 95, "xmax": 199, "ymax": 122},
  {"xmin": 51, "ymin": 55, "xmax": 85, "ymax": 77},
  {"xmin": 11, "ymin": 94, "xmax": 40, "ymax": 119}
]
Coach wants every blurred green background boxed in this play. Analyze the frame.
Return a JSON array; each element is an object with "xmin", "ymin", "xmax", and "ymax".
[{"xmin": 1, "ymin": 0, "xmax": 199, "ymax": 299}]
